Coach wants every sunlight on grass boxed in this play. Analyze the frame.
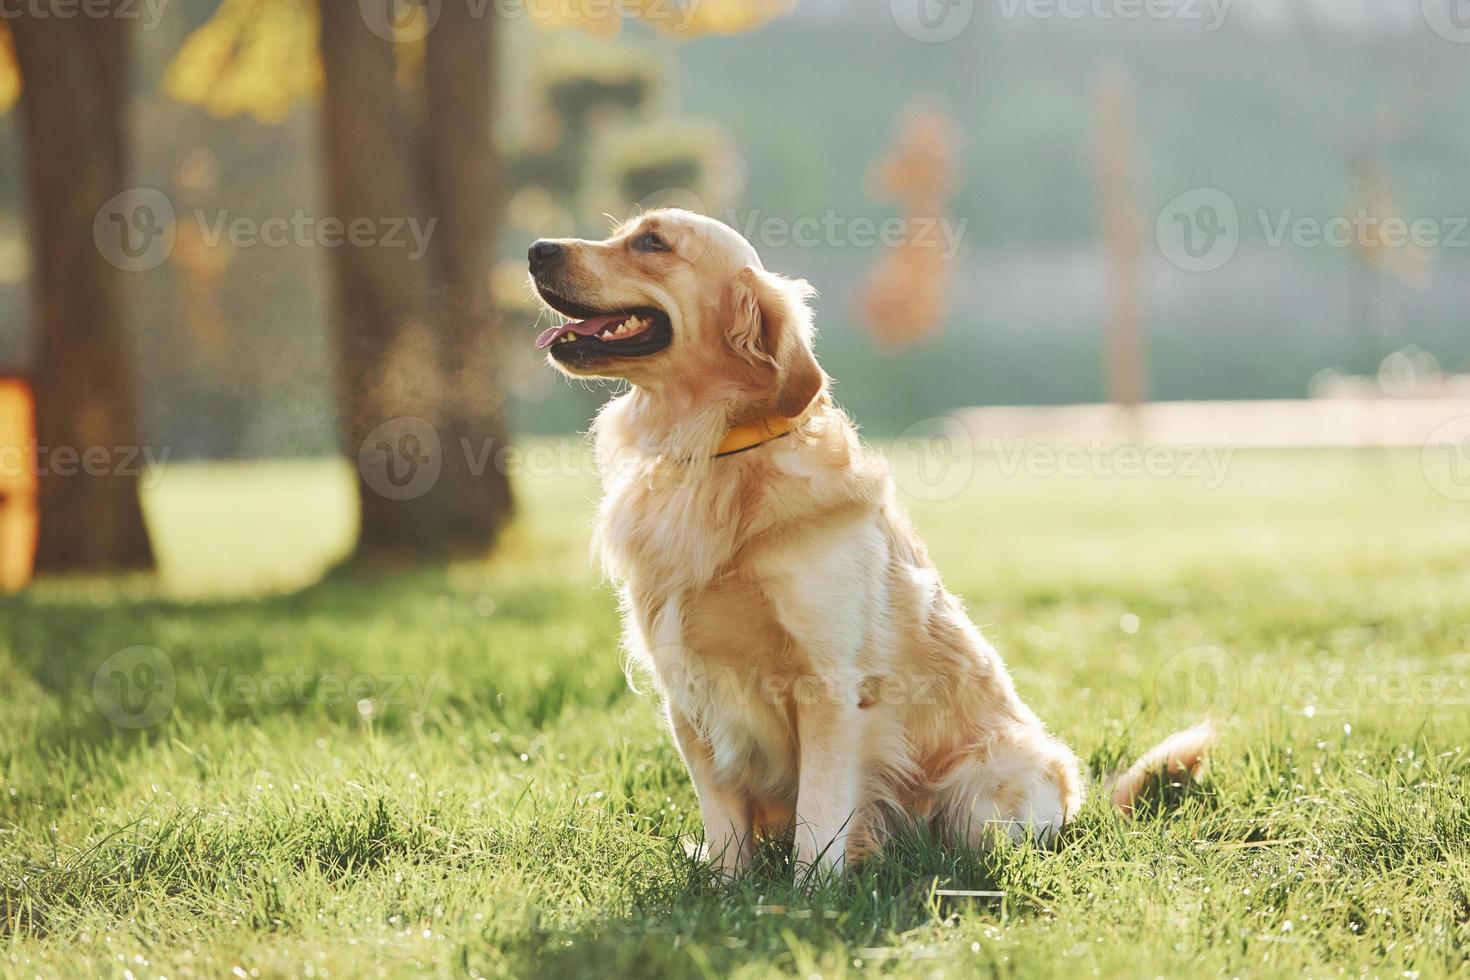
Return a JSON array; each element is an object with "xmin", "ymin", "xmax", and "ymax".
[
  {"xmin": 142, "ymin": 459, "xmax": 359, "ymax": 595},
  {"xmin": 2, "ymin": 446, "xmax": 1467, "ymax": 977}
]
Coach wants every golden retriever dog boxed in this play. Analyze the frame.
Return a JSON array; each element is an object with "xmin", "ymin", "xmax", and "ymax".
[{"xmin": 527, "ymin": 209, "xmax": 1213, "ymax": 876}]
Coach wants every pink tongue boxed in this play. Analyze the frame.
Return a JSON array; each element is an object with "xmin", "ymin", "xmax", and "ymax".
[{"xmin": 535, "ymin": 314, "xmax": 624, "ymax": 350}]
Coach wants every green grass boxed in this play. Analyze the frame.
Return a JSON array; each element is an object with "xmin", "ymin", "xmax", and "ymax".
[{"xmin": 3, "ymin": 446, "xmax": 1469, "ymax": 977}]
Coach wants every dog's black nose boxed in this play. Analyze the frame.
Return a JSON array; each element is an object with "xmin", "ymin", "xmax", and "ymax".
[{"xmin": 528, "ymin": 239, "xmax": 563, "ymax": 273}]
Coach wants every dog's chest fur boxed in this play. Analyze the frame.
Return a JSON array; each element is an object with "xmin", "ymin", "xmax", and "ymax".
[
  {"xmin": 595, "ymin": 431, "xmax": 882, "ymax": 787},
  {"xmin": 599, "ymin": 455, "xmax": 806, "ymax": 792},
  {"xmin": 660, "ymin": 577, "xmax": 801, "ymax": 794}
]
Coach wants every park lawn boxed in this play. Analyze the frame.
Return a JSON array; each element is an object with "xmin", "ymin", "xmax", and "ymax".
[{"xmin": 2, "ymin": 444, "xmax": 1469, "ymax": 978}]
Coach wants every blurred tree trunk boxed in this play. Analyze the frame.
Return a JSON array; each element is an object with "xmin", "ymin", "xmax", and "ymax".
[
  {"xmin": 11, "ymin": 6, "xmax": 155, "ymax": 573},
  {"xmin": 423, "ymin": 1, "xmax": 514, "ymax": 551},
  {"xmin": 317, "ymin": 2, "xmax": 512, "ymax": 564}
]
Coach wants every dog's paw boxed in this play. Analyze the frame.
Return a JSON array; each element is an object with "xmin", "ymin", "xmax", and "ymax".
[
  {"xmin": 681, "ymin": 836, "xmax": 750, "ymax": 878},
  {"xmin": 681, "ymin": 837, "xmax": 710, "ymax": 863}
]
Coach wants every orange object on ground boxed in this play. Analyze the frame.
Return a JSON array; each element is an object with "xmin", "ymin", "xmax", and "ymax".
[{"xmin": 0, "ymin": 377, "xmax": 38, "ymax": 591}]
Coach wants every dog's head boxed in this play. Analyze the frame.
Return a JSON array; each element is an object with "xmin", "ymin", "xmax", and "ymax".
[{"xmin": 528, "ymin": 208, "xmax": 824, "ymax": 420}]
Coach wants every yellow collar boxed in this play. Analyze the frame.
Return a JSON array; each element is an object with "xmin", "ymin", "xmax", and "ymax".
[{"xmin": 714, "ymin": 416, "xmax": 796, "ymax": 458}]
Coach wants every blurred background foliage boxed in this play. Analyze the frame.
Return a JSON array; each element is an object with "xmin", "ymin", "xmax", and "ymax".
[{"xmin": 1, "ymin": 0, "xmax": 1468, "ymax": 458}]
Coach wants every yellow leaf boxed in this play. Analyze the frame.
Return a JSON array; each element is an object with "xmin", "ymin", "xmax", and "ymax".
[
  {"xmin": 0, "ymin": 23, "xmax": 19, "ymax": 114},
  {"xmin": 652, "ymin": 0, "xmax": 797, "ymax": 36},
  {"xmin": 529, "ymin": 0, "xmax": 795, "ymax": 37},
  {"xmin": 163, "ymin": 0, "xmax": 321, "ymax": 123}
]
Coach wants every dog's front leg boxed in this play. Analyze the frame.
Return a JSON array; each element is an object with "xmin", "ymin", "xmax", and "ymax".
[
  {"xmin": 757, "ymin": 523, "xmax": 889, "ymax": 877},
  {"xmin": 668, "ymin": 706, "xmax": 753, "ymax": 876},
  {"xmin": 791, "ymin": 692, "xmax": 864, "ymax": 876}
]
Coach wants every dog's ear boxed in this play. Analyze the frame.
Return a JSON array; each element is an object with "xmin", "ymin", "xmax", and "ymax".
[{"xmin": 730, "ymin": 266, "xmax": 825, "ymax": 418}]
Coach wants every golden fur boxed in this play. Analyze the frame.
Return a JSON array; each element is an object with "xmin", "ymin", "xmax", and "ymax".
[{"xmin": 530, "ymin": 209, "xmax": 1213, "ymax": 875}]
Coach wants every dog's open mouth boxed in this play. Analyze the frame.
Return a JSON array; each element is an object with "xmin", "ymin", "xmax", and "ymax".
[{"xmin": 534, "ymin": 289, "xmax": 672, "ymax": 361}]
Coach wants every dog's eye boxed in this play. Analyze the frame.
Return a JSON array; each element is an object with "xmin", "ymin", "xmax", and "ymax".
[{"xmin": 631, "ymin": 231, "xmax": 672, "ymax": 254}]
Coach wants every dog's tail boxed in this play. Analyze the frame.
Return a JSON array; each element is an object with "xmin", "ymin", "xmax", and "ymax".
[{"xmin": 1109, "ymin": 720, "xmax": 1217, "ymax": 815}]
